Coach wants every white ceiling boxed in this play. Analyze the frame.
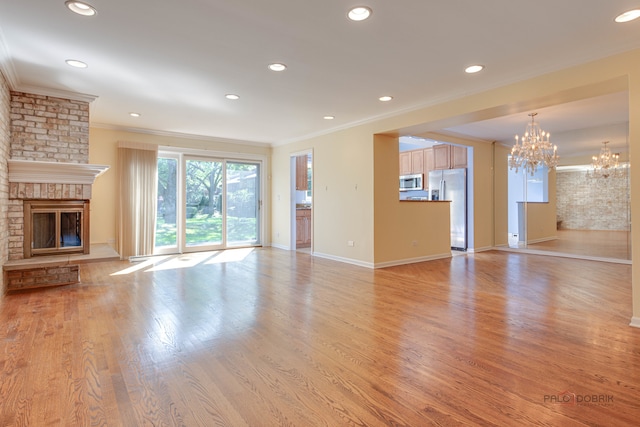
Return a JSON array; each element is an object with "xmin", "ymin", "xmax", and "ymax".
[
  {"xmin": 443, "ymin": 91, "xmax": 630, "ymax": 157},
  {"xmin": 0, "ymin": 1, "xmax": 638, "ymax": 146}
]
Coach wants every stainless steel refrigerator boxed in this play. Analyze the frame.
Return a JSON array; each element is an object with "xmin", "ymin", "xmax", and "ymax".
[{"xmin": 428, "ymin": 168, "xmax": 467, "ymax": 251}]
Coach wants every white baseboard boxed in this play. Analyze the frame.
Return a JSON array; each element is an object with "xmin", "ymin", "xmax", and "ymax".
[
  {"xmin": 312, "ymin": 251, "xmax": 455, "ymax": 269},
  {"xmin": 312, "ymin": 252, "xmax": 374, "ymax": 269},
  {"xmin": 630, "ymin": 317, "xmax": 640, "ymax": 329},
  {"xmin": 467, "ymin": 246, "xmax": 493, "ymax": 253},
  {"xmin": 374, "ymin": 253, "xmax": 452, "ymax": 268},
  {"xmin": 270, "ymin": 243, "xmax": 290, "ymax": 251},
  {"xmin": 526, "ymin": 236, "xmax": 558, "ymax": 244},
  {"xmin": 493, "ymin": 245, "xmax": 632, "ymax": 265}
]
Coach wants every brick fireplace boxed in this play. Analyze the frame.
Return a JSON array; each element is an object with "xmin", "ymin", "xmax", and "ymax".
[
  {"xmin": 4, "ymin": 92, "xmax": 108, "ymax": 292},
  {"xmin": 6, "ymin": 92, "xmax": 110, "ymax": 261},
  {"xmin": 8, "ymin": 160, "xmax": 107, "ymax": 259}
]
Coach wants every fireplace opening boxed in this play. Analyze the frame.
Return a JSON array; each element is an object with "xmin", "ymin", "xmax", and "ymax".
[{"xmin": 24, "ymin": 200, "xmax": 90, "ymax": 258}]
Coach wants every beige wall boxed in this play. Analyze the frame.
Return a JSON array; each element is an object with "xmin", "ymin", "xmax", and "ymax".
[
  {"xmin": 493, "ymin": 144, "xmax": 511, "ymax": 247},
  {"xmin": 517, "ymin": 171, "xmax": 557, "ymax": 243},
  {"xmin": 88, "ymin": 127, "xmax": 271, "ymax": 247},
  {"xmin": 373, "ymin": 134, "xmax": 451, "ymax": 265},
  {"xmin": 271, "ymin": 126, "xmax": 375, "ymax": 264},
  {"xmin": 270, "ymin": 48, "xmax": 640, "ymax": 322},
  {"xmin": 524, "ymin": 203, "xmax": 558, "ymax": 243}
]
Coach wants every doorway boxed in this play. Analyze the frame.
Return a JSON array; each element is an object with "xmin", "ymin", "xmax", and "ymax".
[{"xmin": 290, "ymin": 151, "xmax": 313, "ymax": 251}]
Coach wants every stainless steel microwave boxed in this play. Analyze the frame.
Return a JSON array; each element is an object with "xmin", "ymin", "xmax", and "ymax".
[{"xmin": 399, "ymin": 174, "xmax": 423, "ymax": 191}]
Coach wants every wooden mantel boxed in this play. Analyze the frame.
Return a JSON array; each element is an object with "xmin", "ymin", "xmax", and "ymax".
[{"xmin": 7, "ymin": 159, "xmax": 109, "ymax": 185}]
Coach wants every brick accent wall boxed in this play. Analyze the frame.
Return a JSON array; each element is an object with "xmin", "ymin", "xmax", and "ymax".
[
  {"xmin": 10, "ymin": 92, "xmax": 89, "ymax": 163},
  {"xmin": 0, "ymin": 73, "xmax": 10, "ymax": 294},
  {"xmin": 556, "ymin": 169, "xmax": 630, "ymax": 231}
]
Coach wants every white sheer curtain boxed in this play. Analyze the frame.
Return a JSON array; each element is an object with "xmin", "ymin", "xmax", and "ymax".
[{"xmin": 117, "ymin": 141, "xmax": 158, "ymax": 259}]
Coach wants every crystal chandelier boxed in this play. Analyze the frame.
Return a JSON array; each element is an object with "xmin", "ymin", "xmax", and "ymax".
[
  {"xmin": 509, "ymin": 113, "xmax": 559, "ymax": 175},
  {"xmin": 587, "ymin": 141, "xmax": 619, "ymax": 179}
]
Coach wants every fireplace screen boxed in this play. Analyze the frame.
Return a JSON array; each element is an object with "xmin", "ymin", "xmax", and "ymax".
[{"xmin": 24, "ymin": 201, "xmax": 90, "ymax": 257}]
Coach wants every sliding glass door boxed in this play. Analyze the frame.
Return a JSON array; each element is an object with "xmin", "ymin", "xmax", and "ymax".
[
  {"xmin": 185, "ymin": 158, "xmax": 224, "ymax": 249},
  {"xmin": 226, "ymin": 161, "xmax": 260, "ymax": 246},
  {"xmin": 155, "ymin": 155, "xmax": 178, "ymax": 253},
  {"xmin": 155, "ymin": 153, "xmax": 261, "ymax": 254}
]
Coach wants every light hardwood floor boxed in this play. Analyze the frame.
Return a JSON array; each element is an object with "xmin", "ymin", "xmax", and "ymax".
[{"xmin": 1, "ymin": 248, "xmax": 638, "ymax": 426}]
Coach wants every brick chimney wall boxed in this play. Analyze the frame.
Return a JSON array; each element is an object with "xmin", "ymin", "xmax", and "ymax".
[
  {"xmin": 8, "ymin": 92, "xmax": 91, "ymax": 260},
  {"xmin": 10, "ymin": 92, "xmax": 89, "ymax": 163}
]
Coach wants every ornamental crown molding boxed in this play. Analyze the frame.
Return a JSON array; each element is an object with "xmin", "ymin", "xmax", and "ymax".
[{"xmin": 8, "ymin": 160, "xmax": 109, "ymax": 185}]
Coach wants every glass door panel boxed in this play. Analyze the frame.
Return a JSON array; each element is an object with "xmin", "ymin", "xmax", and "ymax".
[
  {"xmin": 226, "ymin": 162, "xmax": 260, "ymax": 245},
  {"xmin": 185, "ymin": 159, "xmax": 224, "ymax": 248},
  {"xmin": 60, "ymin": 212, "xmax": 82, "ymax": 247},
  {"xmin": 155, "ymin": 157, "xmax": 179, "ymax": 252},
  {"xmin": 32, "ymin": 212, "xmax": 56, "ymax": 249}
]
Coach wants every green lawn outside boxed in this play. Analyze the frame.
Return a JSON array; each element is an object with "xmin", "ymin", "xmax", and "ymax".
[{"xmin": 155, "ymin": 214, "xmax": 257, "ymax": 247}]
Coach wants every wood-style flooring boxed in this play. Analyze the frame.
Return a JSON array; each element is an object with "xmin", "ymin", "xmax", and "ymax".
[
  {"xmin": 526, "ymin": 229, "xmax": 632, "ymax": 260},
  {"xmin": 1, "ymin": 248, "xmax": 639, "ymax": 426}
]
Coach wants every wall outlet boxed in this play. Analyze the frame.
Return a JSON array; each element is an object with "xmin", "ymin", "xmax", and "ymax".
[{"xmin": 347, "ymin": 240, "xmax": 355, "ymax": 247}]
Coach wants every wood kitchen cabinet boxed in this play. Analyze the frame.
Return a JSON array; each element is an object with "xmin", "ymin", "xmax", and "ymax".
[
  {"xmin": 399, "ymin": 149, "xmax": 427, "ymax": 175},
  {"xmin": 296, "ymin": 209, "xmax": 311, "ymax": 247},
  {"xmin": 423, "ymin": 148, "xmax": 434, "ymax": 181},
  {"xmin": 433, "ymin": 145, "xmax": 451, "ymax": 170},
  {"xmin": 433, "ymin": 144, "xmax": 467, "ymax": 170},
  {"xmin": 399, "ymin": 152, "xmax": 412, "ymax": 175},
  {"xmin": 411, "ymin": 150, "xmax": 424, "ymax": 174},
  {"xmin": 451, "ymin": 145, "xmax": 467, "ymax": 168},
  {"xmin": 296, "ymin": 155, "xmax": 308, "ymax": 190}
]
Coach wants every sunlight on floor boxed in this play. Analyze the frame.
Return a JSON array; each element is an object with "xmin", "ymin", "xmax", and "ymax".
[
  {"xmin": 204, "ymin": 247, "xmax": 255, "ymax": 264},
  {"xmin": 110, "ymin": 256, "xmax": 172, "ymax": 276},
  {"xmin": 110, "ymin": 248, "xmax": 255, "ymax": 276}
]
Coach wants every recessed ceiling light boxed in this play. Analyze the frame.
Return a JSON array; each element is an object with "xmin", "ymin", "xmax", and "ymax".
[
  {"xmin": 465, "ymin": 64, "xmax": 485, "ymax": 74},
  {"xmin": 65, "ymin": 1, "xmax": 97, "ymax": 16},
  {"xmin": 268, "ymin": 63, "xmax": 287, "ymax": 72},
  {"xmin": 129, "ymin": 112, "xmax": 141, "ymax": 118},
  {"xmin": 323, "ymin": 115, "xmax": 335, "ymax": 120},
  {"xmin": 379, "ymin": 96, "xmax": 393, "ymax": 102},
  {"xmin": 615, "ymin": 9, "xmax": 640, "ymax": 23},
  {"xmin": 348, "ymin": 6, "xmax": 372, "ymax": 21},
  {"xmin": 65, "ymin": 59, "xmax": 88, "ymax": 68},
  {"xmin": 225, "ymin": 94, "xmax": 240, "ymax": 100}
]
